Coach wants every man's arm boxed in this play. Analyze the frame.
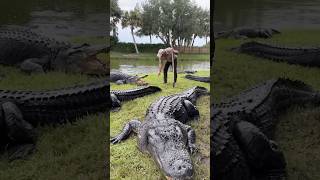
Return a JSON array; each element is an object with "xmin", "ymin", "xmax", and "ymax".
[{"xmin": 158, "ymin": 58, "xmax": 164, "ymax": 76}]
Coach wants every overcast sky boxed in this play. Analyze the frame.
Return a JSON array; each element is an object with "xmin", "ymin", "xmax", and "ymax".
[{"xmin": 116, "ymin": 0, "xmax": 210, "ymax": 46}]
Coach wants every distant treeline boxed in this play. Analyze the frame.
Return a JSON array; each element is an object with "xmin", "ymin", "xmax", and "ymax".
[{"xmin": 111, "ymin": 42, "xmax": 167, "ymax": 53}]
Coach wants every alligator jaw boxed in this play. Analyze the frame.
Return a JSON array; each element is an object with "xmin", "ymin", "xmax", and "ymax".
[{"xmin": 142, "ymin": 120, "xmax": 194, "ymax": 179}]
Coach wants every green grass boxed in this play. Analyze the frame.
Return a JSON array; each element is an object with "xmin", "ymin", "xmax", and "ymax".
[
  {"xmin": 111, "ymin": 52, "xmax": 209, "ymax": 61},
  {"xmin": 0, "ymin": 53, "xmax": 108, "ymax": 180},
  {"xmin": 110, "ymin": 71, "xmax": 210, "ymax": 179},
  {"xmin": 213, "ymin": 29, "xmax": 320, "ymax": 180}
]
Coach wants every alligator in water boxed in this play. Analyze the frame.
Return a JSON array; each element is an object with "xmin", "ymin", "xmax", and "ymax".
[
  {"xmin": 111, "ymin": 86, "xmax": 161, "ymax": 110},
  {"xmin": 233, "ymin": 41, "xmax": 320, "ymax": 67},
  {"xmin": 185, "ymin": 75, "xmax": 210, "ymax": 83},
  {"xmin": 211, "ymin": 78, "xmax": 320, "ymax": 180},
  {"xmin": 215, "ymin": 27, "xmax": 280, "ymax": 39},
  {"xmin": 111, "ymin": 86, "xmax": 209, "ymax": 179},
  {"xmin": 0, "ymin": 26, "xmax": 107, "ymax": 75},
  {"xmin": 110, "ymin": 72, "xmax": 148, "ymax": 86},
  {"xmin": 0, "ymin": 79, "xmax": 108, "ymax": 160}
]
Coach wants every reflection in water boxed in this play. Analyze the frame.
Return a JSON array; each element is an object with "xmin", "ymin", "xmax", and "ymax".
[
  {"xmin": 111, "ymin": 59, "xmax": 210, "ymax": 74},
  {"xmin": 0, "ymin": 0, "xmax": 106, "ymax": 40},
  {"xmin": 215, "ymin": 0, "xmax": 320, "ymax": 31}
]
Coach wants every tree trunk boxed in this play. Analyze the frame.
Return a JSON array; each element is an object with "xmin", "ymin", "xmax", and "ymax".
[
  {"xmin": 131, "ymin": 27, "xmax": 139, "ymax": 54},
  {"xmin": 191, "ymin": 34, "xmax": 197, "ymax": 47},
  {"xmin": 149, "ymin": 34, "xmax": 152, "ymax": 44},
  {"xmin": 205, "ymin": 36, "xmax": 208, "ymax": 44}
]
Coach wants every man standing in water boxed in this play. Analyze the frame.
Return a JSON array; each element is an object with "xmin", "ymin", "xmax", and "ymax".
[{"xmin": 157, "ymin": 47, "xmax": 179, "ymax": 86}]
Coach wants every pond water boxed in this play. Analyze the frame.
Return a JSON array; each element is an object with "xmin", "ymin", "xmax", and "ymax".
[
  {"xmin": 0, "ymin": 0, "xmax": 106, "ymax": 40},
  {"xmin": 215, "ymin": 0, "xmax": 320, "ymax": 31},
  {"xmin": 111, "ymin": 59, "xmax": 210, "ymax": 75}
]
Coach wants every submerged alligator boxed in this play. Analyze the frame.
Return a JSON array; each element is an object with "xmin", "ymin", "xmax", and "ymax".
[
  {"xmin": 0, "ymin": 26, "xmax": 107, "ymax": 75},
  {"xmin": 211, "ymin": 78, "xmax": 320, "ymax": 180},
  {"xmin": 185, "ymin": 75, "xmax": 210, "ymax": 83},
  {"xmin": 215, "ymin": 27, "xmax": 280, "ymax": 39},
  {"xmin": 0, "ymin": 80, "xmax": 108, "ymax": 160},
  {"xmin": 111, "ymin": 86, "xmax": 209, "ymax": 179},
  {"xmin": 111, "ymin": 86, "xmax": 161, "ymax": 110},
  {"xmin": 110, "ymin": 72, "xmax": 148, "ymax": 86},
  {"xmin": 233, "ymin": 41, "xmax": 320, "ymax": 67}
]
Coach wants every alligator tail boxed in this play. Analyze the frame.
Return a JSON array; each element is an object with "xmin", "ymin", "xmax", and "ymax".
[{"xmin": 111, "ymin": 86, "xmax": 161, "ymax": 102}]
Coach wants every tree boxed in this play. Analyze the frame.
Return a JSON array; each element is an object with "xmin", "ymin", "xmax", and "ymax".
[
  {"xmin": 138, "ymin": 0, "xmax": 209, "ymax": 47},
  {"xmin": 110, "ymin": 0, "xmax": 122, "ymax": 38},
  {"xmin": 121, "ymin": 6, "xmax": 142, "ymax": 54}
]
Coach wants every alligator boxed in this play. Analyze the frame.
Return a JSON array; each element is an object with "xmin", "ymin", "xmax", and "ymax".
[
  {"xmin": 0, "ymin": 79, "xmax": 109, "ymax": 160},
  {"xmin": 233, "ymin": 41, "xmax": 320, "ymax": 67},
  {"xmin": 110, "ymin": 72, "xmax": 148, "ymax": 86},
  {"xmin": 185, "ymin": 75, "xmax": 210, "ymax": 83},
  {"xmin": 111, "ymin": 86, "xmax": 161, "ymax": 110},
  {"xmin": 0, "ymin": 26, "xmax": 107, "ymax": 75},
  {"xmin": 211, "ymin": 78, "xmax": 320, "ymax": 180},
  {"xmin": 111, "ymin": 86, "xmax": 209, "ymax": 179},
  {"xmin": 215, "ymin": 27, "xmax": 280, "ymax": 39},
  {"xmin": 178, "ymin": 70, "xmax": 197, "ymax": 74}
]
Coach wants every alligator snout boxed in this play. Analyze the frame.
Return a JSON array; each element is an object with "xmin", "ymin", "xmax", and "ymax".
[{"xmin": 171, "ymin": 160, "xmax": 193, "ymax": 178}]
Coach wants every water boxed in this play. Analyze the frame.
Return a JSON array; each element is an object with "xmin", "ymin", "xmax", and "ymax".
[
  {"xmin": 0, "ymin": 0, "xmax": 106, "ymax": 40},
  {"xmin": 111, "ymin": 59, "xmax": 210, "ymax": 75},
  {"xmin": 215, "ymin": 0, "xmax": 320, "ymax": 31}
]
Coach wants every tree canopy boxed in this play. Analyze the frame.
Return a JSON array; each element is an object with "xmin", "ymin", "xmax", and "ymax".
[{"xmin": 138, "ymin": 0, "xmax": 210, "ymax": 46}]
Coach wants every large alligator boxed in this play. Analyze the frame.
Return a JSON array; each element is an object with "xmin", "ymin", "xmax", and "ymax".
[
  {"xmin": 0, "ymin": 79, "xmax": 108, "ymax": 160},
  {"xmin": 111, "ymin": 86, "xmax": 161, "ymax": 110},
  {"xmin": 0, "ymin": 26, "xmax": 107, "ymax": 75},
  {"xmin": 111, "ymin": 86, "xmax": 209, "ymax": 179},
  {"xmin": 185, "ymin": 75, "xmax": 210, "ymax": 83},
  {"xmin": 211, "ymin": 78, "xmax": 320, "ymax": 180},
  {"xmin": 110, "ymin": 72, "xmax": 148, "ymax": 86},
  {"xmin": 215, "ymin": 27, "xmax": 280, "ymax": 39},
  {"xmin": 233, "ymin": 41, "xmax": 320, "ymax": 67}
]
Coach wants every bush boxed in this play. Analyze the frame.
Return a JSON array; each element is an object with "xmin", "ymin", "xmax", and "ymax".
[{"xmin": 111, "ymin": 42, "xmax": 167, "ymax": 53}]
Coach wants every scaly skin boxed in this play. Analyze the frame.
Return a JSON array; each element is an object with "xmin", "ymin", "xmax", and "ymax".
[
  {"xmin": 211, "ymin": 78, "xmax": 320, "ymax": 180},
  {"xmin": 110, "ymin": 72, "xmax": 148, "ymax": 86},
  {"xmin": 235, "ymin": 41, "xmax": 320, "ymax": 67},
  {"xmin": 215, "ymin": 27, "xmax": 280, "ymax": 39},
  {"xmin": 0, "ymin": 26, "xmax": 107, "ymax": 75},
  {"xmin": 0, "ymin": 79, "xmax": 109, "ymax": 160},
  {"xmin": 111, "ymin": 86, "xmax": 209, "ymax": 179},
  {"xmin": 110, "ymin": 86, "xmax": 161, "ymax": 110},
  {"xmin": 185, "ymin": 75, "xmax": 210, "ymax": 83}
]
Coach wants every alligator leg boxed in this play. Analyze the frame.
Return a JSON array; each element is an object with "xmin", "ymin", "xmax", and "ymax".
[
  {"xmin": 1, "ymin": 102, "xmax": 37, "ymax": 160},
  {"xmin": 20, "ymin": 56, "xmax": 49, "ymax": 73},
  {"xmin": 110, "ymin": 119, "xmax": 141, "ymax": 144},
  {"xmin": 111, "ymin": 93, "xmax": 121, "ymax": 111},
  {"xmin": 233, "ymin": 121, "xmax": 286, "ymax": 179},
  {"xmin": 183, "ymin": 100, "xmax": 199, "ymax": 120},
  {"xmin": 183, "ymin": 124, "xmax": 197, "ymax": 154},
  {"xmin": 115, "ymin": 80, "xmax": 125, "ymax": 85}
]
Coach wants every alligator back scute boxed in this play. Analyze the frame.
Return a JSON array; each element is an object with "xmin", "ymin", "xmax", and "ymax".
[
  {"xmin": 238, "ymin": 41, "xmax": 320, "ymax": 67},
  {"xmin": 0, "ymin": 80, "xmax": 109, "ymax": 126},
  {"xmin": 0, "ymin": 27, "xmax": 70, "ymax": 64}
]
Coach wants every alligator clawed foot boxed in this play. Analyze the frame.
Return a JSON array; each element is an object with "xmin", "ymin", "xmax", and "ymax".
[
  {"xmin": 189, "ymin": 144, "xmax": 198, "ymax": 154},
  {"xmin": 110, "ymin": 136, "xmax": 122, "ymax": 144}
]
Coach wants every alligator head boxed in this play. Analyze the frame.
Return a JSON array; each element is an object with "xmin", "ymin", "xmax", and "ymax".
[
  {"xmin": 138, "ymin": 118, "xmax": 193, "ymax": 179},
  {"xmin": 129, "ymin": 74, "xmax": 149, "ymax": 86},
  {"xmin": 54, "ymin": 43, "xmax": 107, "ymax": 75}
]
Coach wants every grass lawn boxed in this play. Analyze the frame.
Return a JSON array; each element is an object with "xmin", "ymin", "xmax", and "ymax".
[
  {"xmin": 111, "ymin": 52, "xmax": 209, "ymax": 61},
  {"xmin": 110, "ymin": 71, "xmax": 210, "ymax": 179},
  {"xmin": 213, "ymin": 29, "xmax": 320, "ymax": 180},
  {"xmin": 0, "ymin": 52, "xmax": 108, "ymax": 179}
]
